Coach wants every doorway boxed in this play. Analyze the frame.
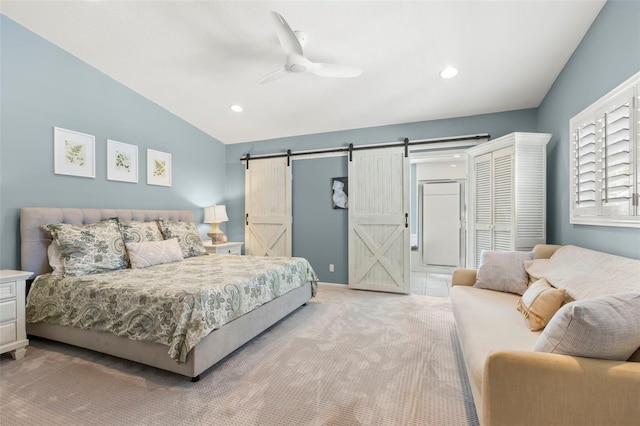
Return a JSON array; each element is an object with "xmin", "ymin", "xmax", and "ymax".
[{"xmin": 420, "ymin": 180, "xmax": 465, "ymax": 268}]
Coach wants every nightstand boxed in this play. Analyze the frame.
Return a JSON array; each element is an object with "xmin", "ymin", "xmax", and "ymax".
[
  {"xmin": 0, "ymin": 270, "xmax": 32, "ymax": 360},
  {"xmin": 203, "ymin": 241, "xmax": 244, "ymax": 255}
]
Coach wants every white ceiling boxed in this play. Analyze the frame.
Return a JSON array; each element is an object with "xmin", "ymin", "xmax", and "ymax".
[{"xmin": 1, "ymin": 0, "xmax": 606, "ymax": 144}]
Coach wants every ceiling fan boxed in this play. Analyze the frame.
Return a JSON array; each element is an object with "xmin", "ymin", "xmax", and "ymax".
[{"xmin": 257, "ymin": 11, "xmax": 363, "ymax": 84}]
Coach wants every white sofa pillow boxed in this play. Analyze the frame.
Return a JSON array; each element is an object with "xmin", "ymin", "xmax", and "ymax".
[
  {"xmin": 125, "ymin": 238, "xmax": 184, "ymax": 269},
  {"xmin": 534, "ymin": 293, "xmax": 640, "ymax": 361},
  {"xmin": 474, "ymin": 250, "xmax": 534, "ymax": 295}
]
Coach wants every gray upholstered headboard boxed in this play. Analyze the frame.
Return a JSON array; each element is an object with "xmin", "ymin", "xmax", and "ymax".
[{"xmin": 20, "ymin": 207, "xmax": 195, "ymax": 278}]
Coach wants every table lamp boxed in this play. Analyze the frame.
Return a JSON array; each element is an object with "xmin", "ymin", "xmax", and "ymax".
[{"xmin": 204, "ymin": 205, "xmax": 229, "ymax": 244}]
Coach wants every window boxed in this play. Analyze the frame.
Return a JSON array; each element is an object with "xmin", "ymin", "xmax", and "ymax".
[{"xmin": 570, "ymin": 71, "xmax": 640, "ymax": 228}]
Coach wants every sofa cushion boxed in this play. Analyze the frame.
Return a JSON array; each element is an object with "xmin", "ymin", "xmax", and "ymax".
[
  {"xmin": 524, "ymin": 245, "xmax": 640, "ymax": 300},
  {"xmin": 534, "ymin": 293, "xmax": 640, "ymax": 361},
  {"xmin": 451, "ymin": 286, "xmax": 541, "ymax": 398},
  {"xmin": 517, "ymin": 278, "xmax": 566, "ymax": 331},
  {"xmin": 474, "ymin": 250, "xmax": 533, "ymax": 295}
]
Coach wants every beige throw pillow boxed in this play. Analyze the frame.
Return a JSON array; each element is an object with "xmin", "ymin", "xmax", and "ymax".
[
  {"xmin": 534, "ymin": 293, "xmax": 640, "ymax": 361},
  {"xmin": 474, "ymin": 250, "xmax": 534, "ymax": 295},
  {"xmin": 517, "ymin": 278, "xmax": 566, "ymax": 331},
  {"xmin": 125, "ymin": 239, "xmax": 184, "ymax": 269}
]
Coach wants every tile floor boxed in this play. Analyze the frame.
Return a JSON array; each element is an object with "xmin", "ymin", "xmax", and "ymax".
[{"xmin": 410, "ymin": 272, "xmax": 452, "ymax": 297}]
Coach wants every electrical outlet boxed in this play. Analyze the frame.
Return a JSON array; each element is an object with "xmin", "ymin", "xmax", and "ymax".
[{"xmin": 329, "ymin": 264, "xmax": 335, "ymax": 272}]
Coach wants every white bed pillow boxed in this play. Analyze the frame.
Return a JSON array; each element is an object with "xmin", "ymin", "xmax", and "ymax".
[
  {"xmin": 47, "ymin": 241, "xmax": 64, "ymax": 276},
  {"xmin": 474, "ymin": 250, "xmax": 534, "ymax": 295},
  {"xmin": 125, "ymin": 238, "xmax": 184, "ymax": 269},
  {"xmin": 534, "ymin": 293, "xmax": 640, "ymax": 361}
]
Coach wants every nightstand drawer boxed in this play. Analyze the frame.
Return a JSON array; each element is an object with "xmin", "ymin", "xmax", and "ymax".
[
  {"xmin": 0, "ymin": 281, "xmax": 16, "ymax": 301},
  {"xmin": 225, "ymin": 246, "xmax": 242, "ymax": 255},
  {"xmin": 0, "ymin": 299, "xmax": 17, "ymax": 323},
  {"xmin": 0, "ymin": 321, "xmax": 17, "ymax": 345},
  {"xmin": 203, "ymin": 242, "xmax": 244, "ymax": 255}
]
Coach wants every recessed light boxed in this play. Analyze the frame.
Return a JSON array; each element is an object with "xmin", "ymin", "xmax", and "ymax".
[
  {"xmin": 440, "ymin": 66, "xmax": 458, "ymax": 79},
  {"xmin": 230, "ymin": 104, "xmax": 243, "ymax": 112},
  {"xmin": 450, "ymin": 164, "xmax": 457, "ymax": 168}
]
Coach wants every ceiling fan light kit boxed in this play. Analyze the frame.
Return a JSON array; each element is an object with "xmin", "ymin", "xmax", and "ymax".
[
  {"xmin": 257, "ymin": 11, "xmax": 363, "ymax": 84},
  {"xmin": 440, "ymin": 66, "xmax": 459, "ymax": 79}
]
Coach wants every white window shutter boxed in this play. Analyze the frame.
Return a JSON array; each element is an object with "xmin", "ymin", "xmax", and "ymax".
[
  {"xmin": 569, "ymin": 71, "xmax": 640, "ymax": 227},
  {"xmin": 600, "ymin": 96, "xmax": 633, "ymax": 216},
  {"xmin": 572, "ymin": 120, "xmax": 598, "ymax": 216}
]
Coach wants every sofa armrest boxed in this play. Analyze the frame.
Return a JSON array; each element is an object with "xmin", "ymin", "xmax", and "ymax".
[
  {"xmin": 482, "ymin": 350, "xmax": 640, "ymax": 426},
  {"xmin": 532, "ymin": 244, "xmax": 562, "ymax": 259},
  {"xmin": 451, "ymin": 269, "xmax": 477, "ymax": 286}
]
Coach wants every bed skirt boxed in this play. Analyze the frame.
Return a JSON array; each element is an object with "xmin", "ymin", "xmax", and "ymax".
[{"xmin": 27, "ymin": 282, "xmax": 312, "ymax": 380}]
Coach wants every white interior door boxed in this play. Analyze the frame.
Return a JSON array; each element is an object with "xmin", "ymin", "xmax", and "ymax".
[
  {"xmin": 245, "ymin": 157, "xmax": 292, "ymax": 257},
  {"xmin": 348, "ymin": 147, "xmax": 410, "ymax": 294},
  {"xmin": 422, "ymin": 181, "xmax": 461, "ymax": 267}
]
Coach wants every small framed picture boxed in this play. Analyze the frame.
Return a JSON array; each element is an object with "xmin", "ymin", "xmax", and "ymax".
[
  {"xmin": 332, "ymin": 177, "xmax": 348, "ymax": 209},
  {"xmin": 53, "ymin": 127, "xmax": 95, "ymax": 178},
  {"xmin": 147, "ymin": 149, "xmax": 172, "ymax": 187},
  {"xmin": 107, "ymin": 140, "xmax": 138, "ymax": 183}
]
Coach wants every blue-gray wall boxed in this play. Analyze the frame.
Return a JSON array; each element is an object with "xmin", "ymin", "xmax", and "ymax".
[
  {"xmin": 3, "ymin": 0, "xmax": 638, "ymax": 277},
  {"xmin": 0, "ymin": 15, "xmax": 226, "ymax": 270},
  {"xmin": 225, "ymin": 109, "xmax": 537, "ymax": 283},
  {"xmin": 537, "ymin": 0, "xmax": 640, "ymax": 259}
]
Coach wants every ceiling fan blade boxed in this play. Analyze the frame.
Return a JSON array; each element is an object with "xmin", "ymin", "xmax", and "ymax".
[
  {"xmin": 311, "ymin": 63, "xmax": 363, "ymax": 78},
  {"xmin": 270, "ymin": 12, "xmax": 303, "ymax": 57},
  {"xmin": 257, "ymin": 68, "xmax": 288, "ymax": 85}
]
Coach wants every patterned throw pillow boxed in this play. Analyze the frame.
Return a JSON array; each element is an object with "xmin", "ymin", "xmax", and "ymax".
[
  {"xmin": 41, "ymin": 218, "xmax": 128, "ymax": 277},
  {"xmin": 118, "ymin": 220, "xmax": 164, "ymax": 243},
  {"xmin": 155, "ymin": 219, "xmax": 207, "ymax": 258},
  {"xmin": 534, "ymin": 293, "xmax": 640, "ymax": 361},
  {"xmin": 474, "ymin": 250, "xmax": 534, "ymax": 295},
  {"xmin": 517, "ymin": 278, "xmax": 566, "ymax": 331},
  {"xmin": 125, "ymin": 239, "xmax": 184, "ymax": 269}
]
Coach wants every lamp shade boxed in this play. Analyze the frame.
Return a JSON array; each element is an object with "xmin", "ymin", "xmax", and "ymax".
[{"xmin": 204, "ymin": 205, "xmax": 228, "ymax": 223}]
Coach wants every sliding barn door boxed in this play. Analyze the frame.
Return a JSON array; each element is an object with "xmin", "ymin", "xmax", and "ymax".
[
  {"xmin": 348, "ymin": 147, "xmax": 410, "ymax": 294},
  {"xmin": 245, "ymin": 158, "xmax": 292, "ymax": 257}
]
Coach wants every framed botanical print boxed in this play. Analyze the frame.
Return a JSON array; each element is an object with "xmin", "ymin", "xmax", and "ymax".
[
  {"xmin": 107, "ymin": 140, "xmax": 138, "ymax": 183},
  {"xmin": 53, "ymin": 127, "xmax": 95, "ymax": 178},
  {"xmin": 147, "ymin": 149, "xmax": 172, "ymax": 187}
]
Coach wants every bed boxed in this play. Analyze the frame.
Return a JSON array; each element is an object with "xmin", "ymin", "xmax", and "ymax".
[{"xmin": 20, "ymin": 207, "xmax": 317, "ymax": 381}]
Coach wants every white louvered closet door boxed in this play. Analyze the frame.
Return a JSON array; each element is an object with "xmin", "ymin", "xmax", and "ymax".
[
  {"xmin": 492, "ymin": 146, "xmax": 515, "ymax": 252},
  {"xmin": 348, "ymin": 147, "xmax": 410, "ymax": 294},
  {"xmin": 244, "ymin": 157, "xmax": 292, "ymax": 257},
  {"xmin": 468, "ymin": 132, "xmax": 550, "ymax": 268},
  {"xmin": 473, "ymin": 153, "xmax": 492, "ymax": 267},
  {"xmin": 516, "ymin": 141, "xmax": 546, "ymax": 250}
]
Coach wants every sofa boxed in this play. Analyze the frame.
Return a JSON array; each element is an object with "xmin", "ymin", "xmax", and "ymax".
[{"xmin": 450, "ymin": 244, "xmax": 640, "ymax": 426}]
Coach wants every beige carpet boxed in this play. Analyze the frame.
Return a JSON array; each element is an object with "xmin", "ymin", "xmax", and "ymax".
[{"xmin": 0, "ymin": 283, "xmax": 478, "ymax": 426}]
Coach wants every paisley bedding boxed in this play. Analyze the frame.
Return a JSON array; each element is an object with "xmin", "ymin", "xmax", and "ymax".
[{"xmin": 26, "ymin": 254, "xmax": 318, "ymax": 362}]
